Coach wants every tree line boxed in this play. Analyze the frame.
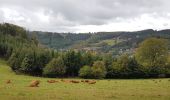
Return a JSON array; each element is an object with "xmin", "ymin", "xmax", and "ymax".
[{"xmin": 0, "ymin": 23, "xmax": 170, "ymax": 79}]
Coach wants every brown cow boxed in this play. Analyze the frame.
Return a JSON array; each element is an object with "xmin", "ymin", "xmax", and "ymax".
[
  {"xmin": 29, "ymin": 80, "xmax": 40, "ymax": 87},
  {"xmin": 81, "ymin": 80, "xmax": 85, "ymax": 82},
  {"xmin": 85, "ymin": 80, "xmax": 89, "ymax": 83},
  {"xmin": 47, "ymin": 80, "xmax": 57, "ymax": 83},
  {"xmin": 70, "ymin": 80, "xmax": 80, "ymax": 83},
  {"xmin": 6, "ymin": 80, "xmax": 11, "ymax": 84},
  {"xmin": 88, "ymin": 81, "xmax": 96, "ymax": 84},
  {"xmin": 61, "ymin": 79, "xmax": 71, "ymax": 83}
]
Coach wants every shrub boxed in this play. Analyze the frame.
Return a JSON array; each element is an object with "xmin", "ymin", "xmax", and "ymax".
[
  {"xmin": 43, "ymin": 57, "xmax": 66, "ymax": 77},
  {"xmin": 91, "ymin": 61, "xmax": 106, "ymax": 79},
  {"xmin": 8, "ymin": 48, "xmax": 26, "ymax": 71},
  {"xmin": 20, "ymin": 53, "xmax": 36, "ymax": 74},
  {"xmin": 79, "ymin": 65, "xmax": 92, "ymax": 78}
]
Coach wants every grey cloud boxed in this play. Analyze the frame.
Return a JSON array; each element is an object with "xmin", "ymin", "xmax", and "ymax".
[
  {"xmin": 0, "ymin": 10, "xmax": 4, "ymax": 21},
  {"xmin": 0, "ymin": 0, "xmax": 170, "ymax": 32}
]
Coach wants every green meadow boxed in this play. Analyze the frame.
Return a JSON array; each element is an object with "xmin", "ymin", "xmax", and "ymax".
[{"xmin": 0, "ymin": 59, "xmax": 170, "ymax": 100}]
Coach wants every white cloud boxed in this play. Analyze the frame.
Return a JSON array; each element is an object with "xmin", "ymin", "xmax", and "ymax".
[
  {"xmin": 36, "ymin": 10, "xmax": 50, "ymax": 23},
  {"xmin": 74, "ymin": 13, "xmax": 170, "ymax": 32},
  {"xmin": 1, "ymin": 8, "xmax": 25, "ymax": 22},
  {"xmin": 0, "ymin": 0, "xmax": 170, "ymax": 32}
]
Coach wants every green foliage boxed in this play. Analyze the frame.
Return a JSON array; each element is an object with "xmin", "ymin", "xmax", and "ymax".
[
  {"xmin": 110, "ymin": 54, "xmax": 131, "ymax": 78},
  {"xmin": 82, "ymin": 51, "xmax": 101, "ymax": 66},
  {"xmin": 79, "ymin": 61, "xmax": 107, "ymax": 79},
  {"xmin": 63, "ymin": 50, "xmax": 84, "ymax": 76},
  {"xmin": 91, "ymin": 61, "xmax": 106, "ymax": 79},
  {"xmin": 0, "ymin": 23, "xmax": 30, "ymax": 59},
  {"xmin": 30, "ymin": 33, "xmax": 39, "ymax": 46},
  {"xmin": 8, "ymin": 46, "xmax": 52, "ymax": 75},
  {"xmin": 0, "ymin": 23, "xmax": 27, "ymax": 38},
  {"xmin": 102, "ymin": 53, "xmax": 113, "ymax": 70},
  {"xmin": 105, "ymin": 54, "xmax": 144, "ymax": 78},
  {"xmin": 8, "ymin": 52, "xmax": 21, "ymax": 71},
  {"xmin": 135, "ymin": 38, "xmax": 169, "ymax": 76},
  {"xmin": 164, "ymin": 56, "xmax": 170, "ymax": 77},
  {"xmin": 113, "ymin": 55, "xmax": 129, "ymax": 71},
  {"xmin": 79, "ymin": 65, "xmax": 92, "ymax": 78},
  {"xmin": 20, "ymin": 53, "xmax": 35, "ymax": 74},
  {"xmin": 43, "ymin": 57, "xmax": 66, "ymax": 77},
  {"xmin": 0, "ymin": 42, "xmax": 12, "ymax": 58},
  {"xmin": 136, "ymin": 38, "xmax": 168, "ymax": 67}
]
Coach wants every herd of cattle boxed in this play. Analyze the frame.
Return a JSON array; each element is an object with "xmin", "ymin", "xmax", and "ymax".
[{"xmin": 5, "ymin": 79, "xmax": 97, "ymax": 87}]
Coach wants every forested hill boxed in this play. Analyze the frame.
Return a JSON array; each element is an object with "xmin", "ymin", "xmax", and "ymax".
[
  {"xmin": 1, "ymin": 22, "xmax": 169, "ymax": 55},
  {"xmin": 1, "ymin": 23, "xmax": 170, "ymax": 78},
  {"xmin": 32, "ymin": 29, "xmax": 170, "ymax": 55}
]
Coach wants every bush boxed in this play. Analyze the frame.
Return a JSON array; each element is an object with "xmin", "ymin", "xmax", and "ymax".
[
  {"xmin": 135, "ymin": 38, "xmax": 168, "ymax": 69},
  {"xmin": 8, "ymin": 48, "xmax": 26, "ymax": 71},
  {"xmin": 106, "ymin": 54, "xmax": 145, "ymax": 78},
  {"xmin": 91, "ymin": 61, "xmax": 106, "ymax": 79},
  {"xmin": 8, "ymin": 52, "xmax": 21, "ymax": 71},
  {"xmin": 43, "ymin": 57, "xmax": 66, "ymax": 77},
  {"xmin": 20, "ymin": 53, "xmax": 38, "ymax": 75},
  {"xmin": 79, "ymin": 65, "xmax": 92, "ymax": 78},
  {"xmin": 110, "ymin": 54, "xmax": 130, "ymax": 78}
]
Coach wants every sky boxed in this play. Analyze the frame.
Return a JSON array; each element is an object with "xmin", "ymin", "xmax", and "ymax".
[{"xmin": 0, "ymin": 0, "xmax": 170, "ymax": 32}]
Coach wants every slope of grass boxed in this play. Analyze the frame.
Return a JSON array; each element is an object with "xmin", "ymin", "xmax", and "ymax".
[
  {"xmin": 0, "ymin": 59, "xmax": 170, "ymax": 100},
  {"xmin": 101, "ymin": 39, "xmax": 123, "ymax": 46}
]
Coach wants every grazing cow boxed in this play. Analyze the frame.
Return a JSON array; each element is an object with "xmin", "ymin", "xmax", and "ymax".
[
  {"xmin": 61, "ymin": 79, "xmax": 65, "ymax": 82},
  {"xmin": 6, "ymin": 80, "xmax": 11, "ymax": 84},
  {"xmin": 88, "ymin": 81, "xmax": 96, "ymax": 84},
  {"xmin": 70, "ymin": 80, "xmax": 80, "ymax": 83},
  {"xmin": 81, "ymin": 80, "xmax": 85, "ymax": 82},
  {"xmin": 85, "ymin": 80, "xmax": 89, "ymax": 83},
  {"xmin": 47, "ymin": 80, "xmax": 57, "ymax": 83},
  {"xmin": 29, "ymin": 80, "xmax": 40, "ymax": 87},
  {"xmin": 61, "ymin": 79, "xmax": 70, "ymax": 83}
]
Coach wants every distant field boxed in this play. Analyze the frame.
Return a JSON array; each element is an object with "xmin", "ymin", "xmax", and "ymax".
[
  {"xmin": 0, "ymin": 59, "xmax": 170, "ymax": 100},
  {"xmin": 101, "ymin": 39, "xmax": 122, "ymax": 46}
]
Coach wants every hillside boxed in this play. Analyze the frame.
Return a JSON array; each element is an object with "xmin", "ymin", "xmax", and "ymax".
[
  {"xmin": 1, "ymin": 23, "xmax": 170, "ymax": 79},
  {"xmin": 32, "ymin": 29, "xmax": 170, "ymax": 55}
]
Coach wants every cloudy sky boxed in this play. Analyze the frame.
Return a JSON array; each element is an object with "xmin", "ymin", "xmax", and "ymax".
[{"xmin": 0, "ymin": 0, "xmax": 170, "ymax": 32}]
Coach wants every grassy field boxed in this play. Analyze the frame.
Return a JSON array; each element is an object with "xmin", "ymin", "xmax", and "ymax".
[
  {"xmin": 101, "ymin": 39, "xmax": 122, "ymax": 46},
  {"xmin": 0, "ymin": 59, "xmax": 170, "ymax": 100}
]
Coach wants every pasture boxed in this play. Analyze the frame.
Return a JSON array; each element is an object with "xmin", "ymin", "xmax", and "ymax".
[{"xmin": 0, "ymin": 59, "xmax": 170, "ymax": 100}]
